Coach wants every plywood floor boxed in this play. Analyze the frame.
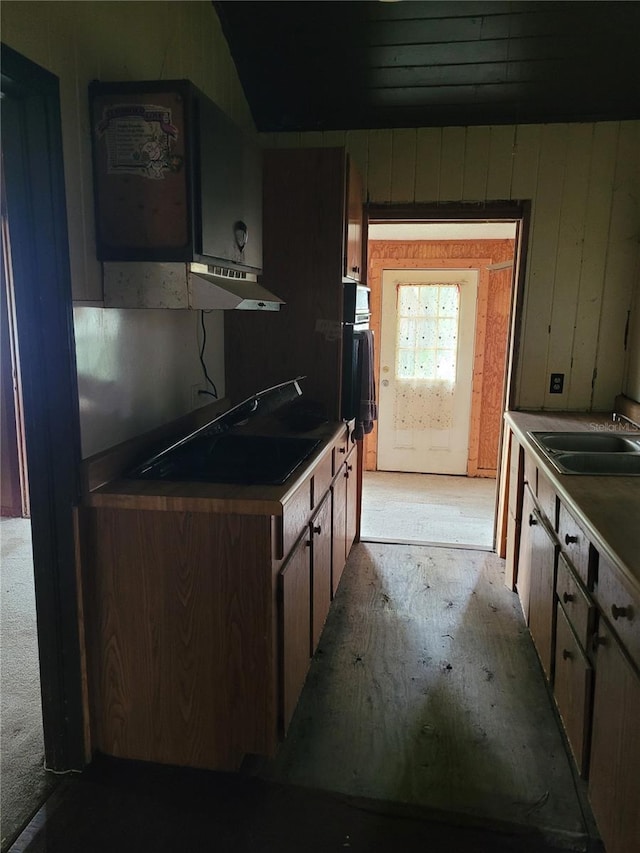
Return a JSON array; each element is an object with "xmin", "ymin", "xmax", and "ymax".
[
  {"xmin": 361, "ymin": 472, "xmax": 496, "ymax": 549},
  {"xmin": 260, "ymin": 543, "xmax": 596, "ymax": 851}
]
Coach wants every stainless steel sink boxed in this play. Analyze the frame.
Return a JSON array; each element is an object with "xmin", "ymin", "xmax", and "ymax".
[
  {"xmin": 528, "ymin": 431, "xmax": 640, "ymax": 475},
  {"xmin": 553, "ymin": 452, "xmax": 640, "ymax": 475},
  {"xmin": 531, "ymin": 431, "xmax": 640, "ymax": 453}
]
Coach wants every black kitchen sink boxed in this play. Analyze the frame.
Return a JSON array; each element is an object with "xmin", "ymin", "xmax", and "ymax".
[{"xmin": 131, "ymin": 433, "xmax": 322, "ymax": 486}]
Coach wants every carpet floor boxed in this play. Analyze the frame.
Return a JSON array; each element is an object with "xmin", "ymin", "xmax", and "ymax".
[{"xmin": 1, "ymin": 518, "xmax": 55, "ymax": 851}]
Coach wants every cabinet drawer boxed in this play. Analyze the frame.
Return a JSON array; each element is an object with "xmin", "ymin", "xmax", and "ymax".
[
  {"xmin": 332, "ymin": 430, "xmax": 349, "ymax": 475},
  {"xmin": 554, "ymin": 604, "xmax": 593, "ymax": 777},
  {"xmin": 556, "ymin": 553, "xmax": 595, "ymax": 649},
  {"xmin": 558, "ymin": 502, "xmax": 591, "ymax": 587},
  {"xmin": 594, "ymin": 554, "xmax": 640, "ymax": 669}
]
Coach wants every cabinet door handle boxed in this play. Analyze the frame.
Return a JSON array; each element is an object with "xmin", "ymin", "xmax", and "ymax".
[
  {"xmin": 338, "ymin": 447, "xmax": 346, "ymax": 454},
  {"xmin": 565, "ymin": 534, "xmax": 578, "ymax": 545},
  {"xmin": 562, "ymin": 592, "xmax": 574, "ymax": 604},
  {"xmin": 313, "ymin": 525, "xmax": 322, "ymax": 535},
  {"xmin": 611, "ymin": 604, "xmax": 632, "ymax": 621},
  {"xmin": 347, "ymin": 464, "xmax": 353, "ymax": 471},
  {"xmin": 591, "ymin": 633, "xmax": 606, "ymax": 652},
  {"xmin": 529, "ymin": 514, "xmax": 537, "ymax": 526},
  {"xmin": 562, "ymin": 649, "xmax": 572, "ymax": 661}
]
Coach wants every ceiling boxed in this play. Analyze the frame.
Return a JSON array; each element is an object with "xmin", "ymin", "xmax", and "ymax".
[{"xmin": 214, "ymin": 1, "xmax": 640, "ymax": 133}]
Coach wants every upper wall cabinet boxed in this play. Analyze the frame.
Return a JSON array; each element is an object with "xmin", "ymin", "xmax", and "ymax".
[
  {"xmin": 344, "ymin": 156, "xmax": 364, "ymax": 282},
  {"xmin": 89, "ymin": 80, "xmax": 262, "ymax": 274}
]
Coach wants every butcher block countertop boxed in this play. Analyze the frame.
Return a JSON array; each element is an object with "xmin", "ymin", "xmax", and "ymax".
[
  {"xmin": 82, "ymin": 409, "xmax": 348, "ymax": 517},
  {"xmin": 506, "ymin": 410, "xmax": 640, "ymax": 594}
]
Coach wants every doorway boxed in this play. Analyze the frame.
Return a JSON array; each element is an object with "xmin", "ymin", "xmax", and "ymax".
[
  {"xmin": 360, "ymin": 213, "xmax": 524, "ymax": 550},
  {"xmin": 1, "ymin": 44, "xmax": 87, "ymax": 847},
  {"xmin": 378, "ymin": 268, "xmax": 479, "ymax": 475}
]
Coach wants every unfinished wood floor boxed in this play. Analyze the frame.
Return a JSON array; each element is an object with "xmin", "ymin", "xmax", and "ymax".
[
  {"xmin": 361, "ymin": 472, "xmax": 496, "ymax": 549},
  {"xmin": 261, "ymin": 543, "xmax": 595, "ymax": 851}
]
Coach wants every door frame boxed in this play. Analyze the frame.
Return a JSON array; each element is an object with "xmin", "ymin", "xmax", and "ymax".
[
  {"xmin": 363, "ymin": 200, "xmax": 530, "ymax": 458},
  {"xmin": 1, "ymin": 45, "xmax": 87, "ymax": 770}
]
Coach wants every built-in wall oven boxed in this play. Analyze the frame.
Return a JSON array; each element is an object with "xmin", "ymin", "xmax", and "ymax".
[{"xmin": 342, "ymin": 283, "xmax": 371, "ymax": 420}]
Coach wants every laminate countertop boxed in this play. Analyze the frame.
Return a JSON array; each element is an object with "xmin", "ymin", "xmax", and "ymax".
[
  {"xmin": 83, "ymin": 420, "xmax": 349, "ymax": 517},
  {"xmin": 506, "ymin": 410, "xmax": 640, "ymax": 595}
]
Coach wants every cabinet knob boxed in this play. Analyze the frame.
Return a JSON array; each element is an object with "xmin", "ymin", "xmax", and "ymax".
[
  {"xmin": 591, "ymin": 633, "xmax": 606, "ymax": 652},
  {"xmin": 562, "ymin": 648, "xmax": 572, "ymax": 661},
  {"xmin": 347, "ymin": 464, "xmax": 353, "ymax": 471},
  {"xmin": 562, "ymin": 592, "xmax": 574, "ymax": 604},
  {"xmin": 528, "ymin": 514, "xmax": 537, "ymax": 526},
  {"xmin": 611, "ymin": 604, "xmax": 632, "ymax": 621},
  {"xmin": 565, "ymin": 534, "xmax": 578, "ymax": 545},
  {"xmin": 352, "ymin": 265, "xmax": 359, "ymax": 274},
  {"xmin": 313, "ymin": 525, "xmax": 322, "ymax": 535},
  {"xmin": 339, "ymin": 447, "xmax": 346, "ymax": 454}
]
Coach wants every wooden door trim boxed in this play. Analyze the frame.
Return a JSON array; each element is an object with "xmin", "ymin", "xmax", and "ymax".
[{"xmin": 1, "ymin": 44, "xmax": 87, "ymax": 770}]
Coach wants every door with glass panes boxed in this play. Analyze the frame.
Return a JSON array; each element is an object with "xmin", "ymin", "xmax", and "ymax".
[{"xmin": 377, "ymin": 269, "xmax": 478, "ymax": 474}]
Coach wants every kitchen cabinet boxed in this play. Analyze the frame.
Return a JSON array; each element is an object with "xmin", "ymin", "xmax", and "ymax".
[
  {"xmin": 224, "ymin": 146, "xmax": 365, "ymax": 420},
  {"xmin": 89, "ymin": 79, "xmax": 262, "ymax": 272},
  {"xmin": 525, "ymin": 502, "xmax": 558, "ymax": 681},
  {"xmin": 553, "ymin": 587, "xmax": 594, "ymax": 776},
  {"xmin": 80, "ymin": 415, "xmax": 359, "ymax": 771},
  {"xmin": 504, "ymin": 432, "xmax": 524, "ymax": 589},
  {"xmin": 588, "ymin": 619, "xmax": 640, "ymax": 853},
  {"xmin": 345, "ymin": 156, "xmax": 364, "ymax": 282},
  {"xmin": 332, "ymin": 441, "xmax": 358, "ymax": 596},
  {"xmin": 280, "ymin": 535, "xmax": 312, "ymax": 733},
  {"xmin": 502, "ymin": 413, "xmax": 640, "ymax": 853},
  {"xmin": 310, "ymin": 493, "xmax": 332, "ymax": 653}
]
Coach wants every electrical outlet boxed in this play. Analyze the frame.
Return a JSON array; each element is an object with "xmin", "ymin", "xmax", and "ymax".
[
  {"xmin": 549, "ymin": 373, "xmax": 564, "ymax": 394},
  {"xmin": 191, "ymin": 384, "xmax": 206, "ymax": 408}
]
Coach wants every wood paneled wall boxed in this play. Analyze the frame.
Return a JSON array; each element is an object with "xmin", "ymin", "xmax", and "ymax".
[
  {"xmin": 365, "ymin": 240, "xmax": 514, "ymax": 476},
  {"xmin": 263, "ymin": 122, "xmax": 640, "ymax": 411}
]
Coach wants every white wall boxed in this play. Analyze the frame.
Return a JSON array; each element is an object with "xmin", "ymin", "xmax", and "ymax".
[
  {"xmin": 264, "ymin": 122, "xmax": 640, "ymax": 412},
  {"xmin": 2, "ymin": 1, "xmax": 252, "ymax": 455}
]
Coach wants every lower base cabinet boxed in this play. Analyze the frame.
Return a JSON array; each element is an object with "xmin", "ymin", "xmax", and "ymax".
[
  {"xmin": 588, "ymin": 620, "xmax": 640, "ymax": 853},
  {"xmin": 553, "ymin": 603, "xmax": 593, "ymax": 776},
  {"xmin": 279, "ymin": 537, "xmax": 312, "ymax": 734}
]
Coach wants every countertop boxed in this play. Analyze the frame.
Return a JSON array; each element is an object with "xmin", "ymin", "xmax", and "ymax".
[
  {"xmin": 506, "ymin": 410, "xmax": 640, "ymax": 594},
  {"xmin": 83, "ymin": 419, "xmax": 349, "ymax": 516}
]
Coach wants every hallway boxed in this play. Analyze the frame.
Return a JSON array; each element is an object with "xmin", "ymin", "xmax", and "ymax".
[{"xmin": 361, "ymin": 472, "xmax": 496, "ymax": 549}]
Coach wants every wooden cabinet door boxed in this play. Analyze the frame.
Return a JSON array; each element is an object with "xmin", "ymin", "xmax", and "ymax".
[
  {"xmin": 516, "ymin": 486, "xmax": 535, "ymax": 621},
  {"xmin": 311, "ymin": 494, "xmax": 332, "ymax": 652},
  {"xmin": 345, "ymin": 446, "xmax": 358, "ymax": 559},
  {"xmin": 332, "ymin": 470, "xmax": 347, "ymax": 596},
  {"xmin": 588, "ymin": 620, "xmax": 640, "ymax": 853},
  {"xmin": 344, "ymin": 156, "xmax": 363, "ymax": 281},
  {"xmin": 528, "ymin": 507, "xmax": 557, "ymax": 681},
  {"xmin": 279, "ymin": 537, "xmax": 311, "ymax": 733},
  {"xmin": 553, "ymin": 603, "xmax": 593, "ymax": 776}
]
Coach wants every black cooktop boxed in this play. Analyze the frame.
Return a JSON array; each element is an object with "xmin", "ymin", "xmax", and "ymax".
[
  {"xmin": 133, "ymin": 433, "xmax": 322, "ymax": 486},
  {"xmin": 127, "ymin": 378, "xmax": 323, "ymax": 486}
]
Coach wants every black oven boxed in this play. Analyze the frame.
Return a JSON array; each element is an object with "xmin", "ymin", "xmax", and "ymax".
[{"xmin": 342, "ymin": 283, "xmax": 371, "ymax": 420}]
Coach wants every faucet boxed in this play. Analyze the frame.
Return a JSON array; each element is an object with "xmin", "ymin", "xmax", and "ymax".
[{"xmin": 612, "ymin": 411, "xmax": 640, "ymax": 430}]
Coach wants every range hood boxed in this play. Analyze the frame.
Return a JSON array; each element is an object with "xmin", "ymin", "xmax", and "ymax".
[
  {"xmin": 102, "ymin": 261, "xmax": 285, "ymax": 311},
  {"xmin": 188, "ymin": 263, "xmax": 284, "ymax": 311}
]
